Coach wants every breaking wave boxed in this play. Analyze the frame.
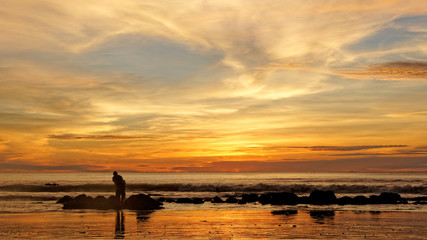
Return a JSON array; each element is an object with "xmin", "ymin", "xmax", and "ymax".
[{"xmin": 0, "ymin": 183, "xmax": 425, "ymax": 194}]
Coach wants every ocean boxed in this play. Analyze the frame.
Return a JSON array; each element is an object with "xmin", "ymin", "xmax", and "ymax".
[{"xmin": 0, "ymin": 172, "xmax": 426, "ymax": 213}]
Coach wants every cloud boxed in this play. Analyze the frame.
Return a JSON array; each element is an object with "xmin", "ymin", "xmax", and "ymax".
[
  {"xmin": 338, "ymin": 61, "xmax": 427, "ymax": 80},
  {"xmin": 48, "ymin": 134, "xmax": 155, "ymax": 141},
  {"xmin": 241, "ymin": 145, "xmax": 409, "ymax": 153},
  {"xmin": 296, "ymin": 145, "xmax": 409, "ymax": 151},
  {"xmin": 0, "ymin": 160, "xmax": 106, "ymax": 172},
  {"xmin": 173, "ymin": 156, "xmax": 427, "ymax": 172},
  {"xmin": 256, "ymin": 61, "xmax": 427, "ymax": 81},
  {"xmin": 0, "ymin": 1, "xmax": 427, "ymax": 172}
]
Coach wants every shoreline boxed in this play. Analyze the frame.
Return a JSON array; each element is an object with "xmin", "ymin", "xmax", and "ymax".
[{"xmin": 1, "ymin": 208, "xmax": 426, "ymax": 239}]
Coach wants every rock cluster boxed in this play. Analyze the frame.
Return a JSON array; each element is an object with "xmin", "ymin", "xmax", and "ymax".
[
  {"xmin": 58, "ymin": 194, "xmax": 162, "ymax": 210},
  {"xmin": 159, "ymin": 190, "xmax": 411, "ymax": 205},
  {"xmin": 336, "ymin": 192, "xmax": 407, "ymax": 205},
  {"xmin": 58, "ymin": 191, "xmax": 418, "ymax": 209},
  {"xmin": 410, "ymin": 196, "xmax": 427, "ymax": 205}
]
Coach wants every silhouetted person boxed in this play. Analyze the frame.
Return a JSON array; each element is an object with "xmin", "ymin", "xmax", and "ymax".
[{"xmin": 113, "ymin": 171, "xmax": 126, "ymax": 203}]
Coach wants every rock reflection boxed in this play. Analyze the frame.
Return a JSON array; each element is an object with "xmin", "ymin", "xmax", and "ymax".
[
  {"xmin": 271, "ymin": 210, "xmax": 298, "ymax": 216},
  {"xmin": 115, "ymin": 210, "xmax": 125, "ymax": 239},
  {"xmin": 309, "ymin": 210, "xmax": 335, "ymax": 224},
  {"xmin": 136, "ymin": 210, "xmax": 154, "ymax": 222}
]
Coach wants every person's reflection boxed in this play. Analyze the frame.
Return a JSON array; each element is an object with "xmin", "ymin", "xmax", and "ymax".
[{"xmin": 115, "ymin": 210, "xmax": 125, "ymax": 239}]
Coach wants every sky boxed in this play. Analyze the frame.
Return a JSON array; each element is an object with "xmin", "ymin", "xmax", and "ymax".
[{"xmin": 0, "ymin": 0, "xmax": 426, "ymax": 173}]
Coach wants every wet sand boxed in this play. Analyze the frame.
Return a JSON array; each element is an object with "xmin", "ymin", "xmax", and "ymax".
[{"xmin": 0, "ymin": 209, "xmax": 426, "ymax": 239}]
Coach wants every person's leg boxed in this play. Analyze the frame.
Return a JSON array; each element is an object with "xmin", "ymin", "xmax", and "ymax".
[
  {"xmin": 116, "ymin": 189, "xmax": 120, "ymax": 199},
  {"xmin": 118, "ymin": 189, "xmax": 125, "ymax": 202}
]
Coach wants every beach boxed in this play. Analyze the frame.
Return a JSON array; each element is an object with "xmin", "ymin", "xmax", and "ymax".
[
  {"xmin": 0, "ymin": 172, "xmax": 426, "ymax": 239},
  {"xmin": 1, "ymin": 208, "xmax": 426, "ymax": 239}
]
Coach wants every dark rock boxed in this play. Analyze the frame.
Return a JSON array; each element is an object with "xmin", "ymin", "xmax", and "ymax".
[
  {"xmin": 378, "ymin": 192, "xmax": 404, "ymax": 204},
  {"xmin": 156, "ymin": 197, "xmax": 176, "ymax": 203},
  {"xmin": 57, "ymin": 195, "xmax": 73, "ymax": 203},
  {"xmin": 62, "ymin": 194, "xmax": 162, "ymax": 210},
  {"xmin": 109, "ymin": 197, "xmax": 122, "ymax": 209},
  {"xmin": 258, "ymin": 192, "xmax": 299, "ymax": 205},
  {"xmin": 75, "ymin": 194, "xmax": 88, "ymax": 201},
  {"xmin": 339, "ymin": 193, "xmax": 406, "ymax": 205},
  {"xmin": 124, "ymin": 194, "xmax": 162, "ymax": 210},
  {"xmin": 409, "ymin": 196, "xmax": 427, "ymax": 201},
  {"xmin": 225, "ymin": 196, "xmax": 238, "ymax": 203},
  {"xmin": 258, "ymin": 193, "xmax": 271, "ymax": 205},
  {"xmin": 241, "ymin": 194, "xmax": 258, "ymax": 203},
  {"xmin": 62, "ymin": 201, "xmax": 75, "ymax": 209},
  {"xmin": 192, "ymin": 198, "xmax": 204, "ymax": 204},
  {"xmin": 174, "ymin": 197, "xmax": 204, "ymax": 204},
  {"xmin": 368, "ymin": 195, "xmax": 381, "ymax": 204},
  {"xmin": 93, "ymin": 196, "xmax": 110, "ymax": 210},
  {"xmin": 352, "ymin": 195, "xmax": 369, "ymax": 205},
  {"xmin": 63, "ymin": 195, "xmax": 93, "ymax": 209},
  {"xmin": 365, "ymin": 192, "xmax": 406, "ymax": 204},
  {"xmin": 176, "ymin": 198, "xmax": 194, "ymax": 204},
  {"xmin": 271, "ymin": 192, "xmax": 299, "ymax": 205},
  {"xmin": 337, "ymin": 196, "xmax": 353, "ymax": 205},
  {"xmin": 309, "ymin": 190, "xmax": 336, "ymax": 205},
  {"xmin": 298, "ymin": 196, "xmax": 310, "ymax": 204},
  {"xmin": 94, "ymin": 196, "xmax": 107, "ymax": 201},
  {"xmin": 108, "ymin": 195, "xmax": 117, "ymax": 201},
  {"xmin": 211, "ymin": 196, "xmax": 224, "ymax": 203},
  {"xmin": 156, "ymin": 197, "xmax": 174, "ymax": 203}
]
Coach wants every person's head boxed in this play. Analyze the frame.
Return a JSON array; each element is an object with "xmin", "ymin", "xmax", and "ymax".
[{"xmin": 113, "ymin": 171, "xmax": 118, "ymax": 176}]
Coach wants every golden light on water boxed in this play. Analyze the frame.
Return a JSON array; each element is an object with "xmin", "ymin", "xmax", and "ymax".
[{"xmin": 1, "ymin": 210, "xmax": 425, "ymax": 238}]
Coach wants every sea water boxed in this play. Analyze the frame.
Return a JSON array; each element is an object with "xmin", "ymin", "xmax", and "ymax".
[{"xmin": 0, "ymin": 172, "xmax": 426, "ymax": 213}]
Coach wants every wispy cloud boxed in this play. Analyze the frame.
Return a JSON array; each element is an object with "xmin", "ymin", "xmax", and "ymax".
[
  {"xmin": 48, "ymin": 134, "xmax": 155, "ymax": 141},
  {"xmin": 0, "ymin": 160, "xmax": 107, "ymax": 173},
  {"xmin": 173, "ymin": 156, "xmax": 427, "ymax": 172},
  {"xmin": 338, "ymin": 61, "xmax": 427, "ymax": 80},
  {"xmin": 240, "ymin": 145, "xmax": 409, "ymax": 152},
  {"xmin": 48, "ymin": 134, "xmax": 215, "ymax": 141},
  {"xmin": 297, "ymin": 145, "xmax": 408, "ymax": 151},
  {"xmin": 257, "ymin": 61, "xmax": 427, "ymax": 81},
  {"xmin": 0, "ymin": 1, "xmax": 426, "ymax": 172}
]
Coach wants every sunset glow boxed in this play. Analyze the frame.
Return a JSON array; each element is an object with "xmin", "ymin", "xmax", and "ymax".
[{"xmin": 0, "ymin": 0, "xmax": 426, "ymax": 172}]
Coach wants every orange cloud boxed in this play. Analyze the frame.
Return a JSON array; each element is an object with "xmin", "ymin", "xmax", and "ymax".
[
  {"xmin": 257, "ymin": 61, "xmax": 427, "ymax": 81},
  {"xmin": 173, "ymin": 156, "xmax": 427, "ymax": 172},
  {"xmin": 299, "ymin": 145, "xmax": 408, "ymax": 151},
  {"xmin": 48, "ymin": 134, "xmax": 156, "ymax": 141},
  {"xmin": 338, "ymin": 61, "xmax": 427, "ymax": 80},
  {"xmin": 1, "ymin": 1, "xmax": 427, "ymax": 172}
]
